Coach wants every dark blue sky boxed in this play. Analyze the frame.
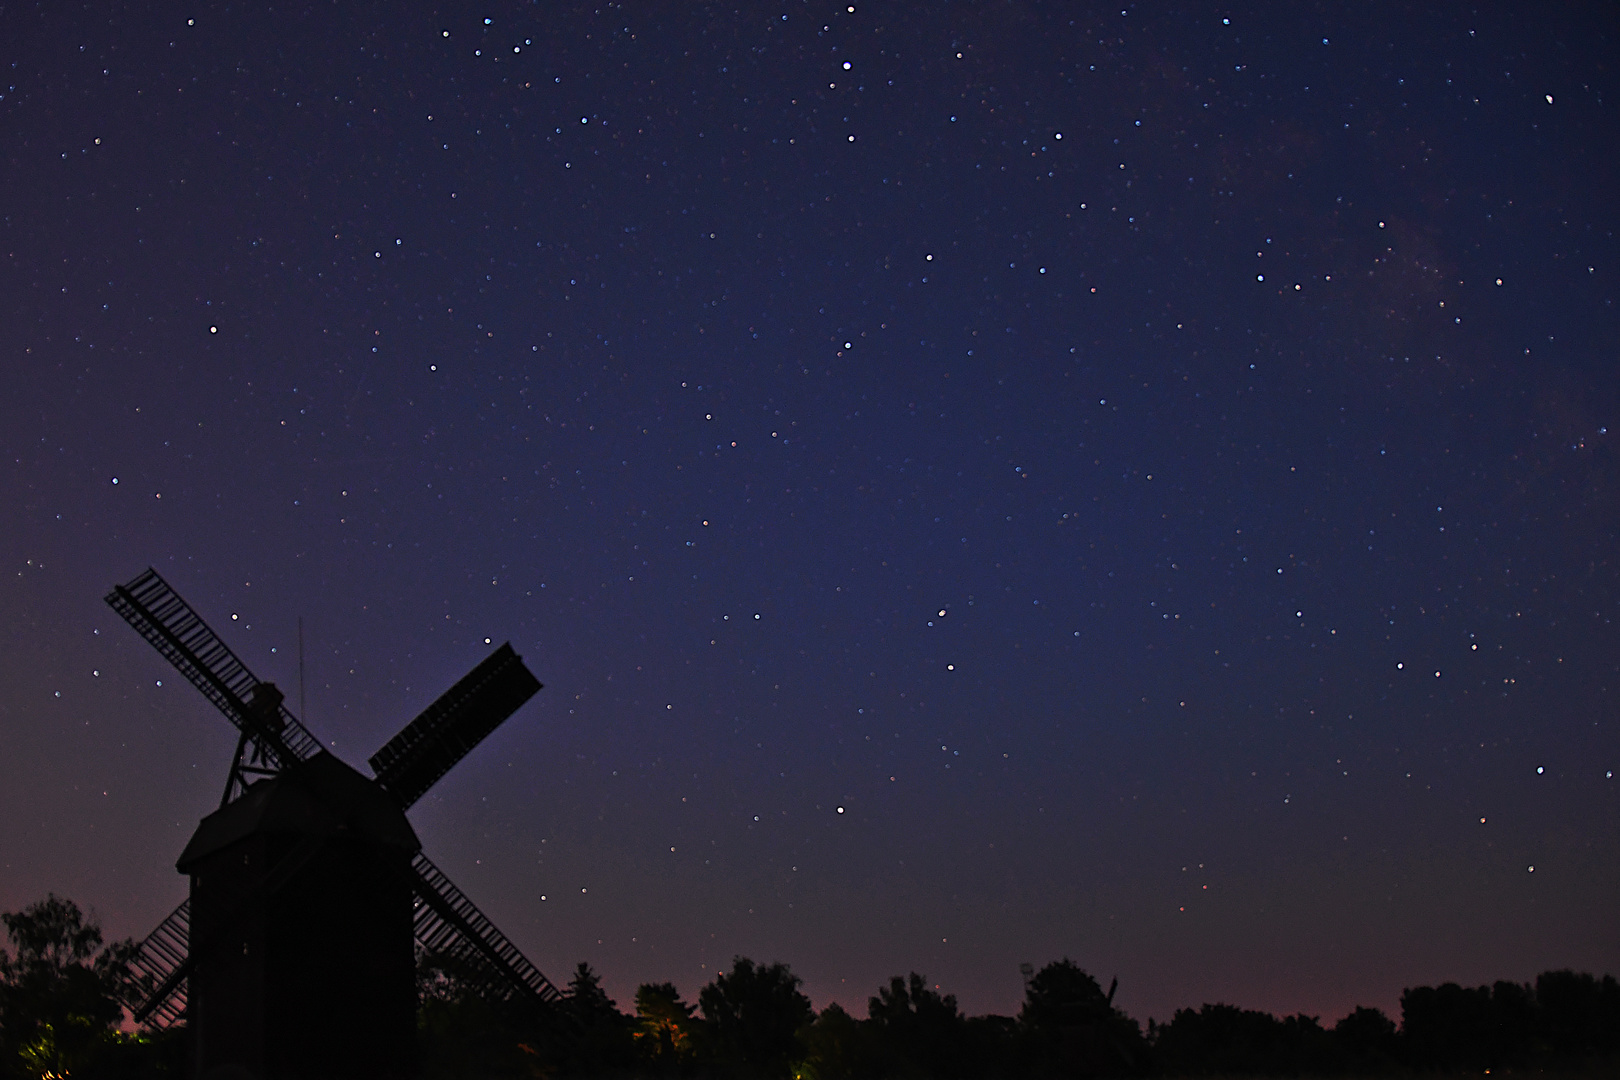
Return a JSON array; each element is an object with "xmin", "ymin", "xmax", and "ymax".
[{"xmin": 2, "ymin": 1, "xmax": 1615, "ymax": 1025}]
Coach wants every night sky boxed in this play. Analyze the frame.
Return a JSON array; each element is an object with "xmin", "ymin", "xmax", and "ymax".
[{"xmin": 2, "ymin": 1, "xmax": 1616, "ymax": 1029}]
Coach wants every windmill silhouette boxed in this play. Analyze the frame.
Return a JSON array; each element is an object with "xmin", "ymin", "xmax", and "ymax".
[{"xmin": 106, "ymin": 567, "xmax": 562, "ymax": 1078}]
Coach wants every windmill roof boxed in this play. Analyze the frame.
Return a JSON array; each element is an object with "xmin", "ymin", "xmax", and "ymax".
[{"xmin": 177, "ymin": 752, "xmax": 420, "ymax": 871}]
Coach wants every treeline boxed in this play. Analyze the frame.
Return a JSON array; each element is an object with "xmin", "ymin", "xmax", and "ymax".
[
  {"xmin": 2, "ymin": 895, "xmax": 1616, "ymax": 1079},
  {"xmin": 427, "ymin": 957, "xmax": 1619, "ymax": 1079},
  {"xmin": 1147, "ymin": 973, "xmax": 1620, "ymax": 1076}
]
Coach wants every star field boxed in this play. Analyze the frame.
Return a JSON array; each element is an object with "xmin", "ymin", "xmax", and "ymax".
[{"xmin": 1, "ymin": 1, "xmax": 1616, "ymax": 1026}]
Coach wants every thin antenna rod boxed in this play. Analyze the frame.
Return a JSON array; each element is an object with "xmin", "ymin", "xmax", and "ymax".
[{"xmin": 298, "ymin": 616, "xmax": 306, "ymax": 720}]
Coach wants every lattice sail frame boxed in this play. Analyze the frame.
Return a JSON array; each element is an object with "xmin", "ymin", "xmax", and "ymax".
[
  {"xmin": 117, "ymin": 899, "xmax": 191, "ymax": 1026},
  {"xmin": 106, "ymin": 569, "xmax": 323, "ymax": 805},
  {"xmin": 370, "ymin": 643, "xmax": 542, "ymax": 809},
  {"xmin": 411, "ymin": 853, "xmax": 564, "ymax": 1003}
]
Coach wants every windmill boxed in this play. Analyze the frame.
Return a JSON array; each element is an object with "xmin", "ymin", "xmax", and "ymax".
[{"xmin": 105, "ymin": 567, "xmax": 563, "ymax": 1078}]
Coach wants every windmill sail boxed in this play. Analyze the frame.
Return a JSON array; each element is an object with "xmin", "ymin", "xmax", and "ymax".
[
  {"xmin": 411, "ymin": 853, "xmax": 563, "ymax": 1004},
  {"xmin": 118, "ymin": 898, "xmax": 191, "ymax": 1027},
  {"xmin": 369, "ymin": 643, "xmax": 541, "ymax": 809},
  {"xmin": 106, "ymin": 568, "xmax": 323, "ymax": 776}
]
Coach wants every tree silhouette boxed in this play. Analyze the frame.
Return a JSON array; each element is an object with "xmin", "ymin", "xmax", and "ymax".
[
  {"xmin": 867, "ymin": 972, "xmax": 974, "ymax": 1079},
  {"xmin": 699, "ymin": 957, "xmax": 813, "ymax": 1080},
  {"xmin": 1533, "ymin": 969, "xmax": 1620, "ymax": 1062},
  {"xmin": 566, "ymin": 962, "xmax": 621, "ymax": 1024},
  {"xmin": 1331, "ymin": 1005, "xmax": 1398, "ymax": 1072},
  {"xmin": 1020, "ymin": 959, "xmax": 1144, "ymax": 1078},
  {"xmin": 797, "ymin": 1002, "xmax": 872, "ymax": 1080},
  {"xmin": 1399, "ymin": 981, "xmax": 1493, "ymax": 1070},
  {"xmin": 415, "ymin": 947, "xmax": 563, "ymax": 1079},
  {"xmin": 635, "ymin": 981, "xmax": 698, "ymax": 1072},
  {"xmin": 1394, "ymin": 972, "xmax": 1620, "ymax": 1072},
  {"xmin": 0, "ymin": 895, "xmax": 139, "ymax": 1078},
  {"xmin": 560, "ymin": 962, "xmax": 635, "ymax": 1075},
  {"xmin": 1150, "ymin": 1002, "xmax": 1348, "ymax": 1076}
]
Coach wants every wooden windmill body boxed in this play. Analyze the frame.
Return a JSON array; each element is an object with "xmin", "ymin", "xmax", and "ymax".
[{"xmin": 106, "ymin": 569, "xmax": 562, "ymax": 1079}]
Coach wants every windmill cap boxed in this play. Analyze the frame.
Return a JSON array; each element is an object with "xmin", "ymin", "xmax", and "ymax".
[{"xmin": 178, "ymin": 752, "xmax": 421, "ymax": 871}]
